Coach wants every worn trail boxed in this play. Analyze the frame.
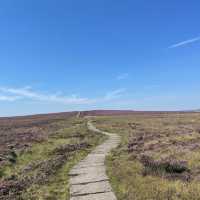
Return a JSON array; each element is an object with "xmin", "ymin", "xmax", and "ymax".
[{"xmin": 69, "ymin": 121, "xmax": 120, "ymax": 200}]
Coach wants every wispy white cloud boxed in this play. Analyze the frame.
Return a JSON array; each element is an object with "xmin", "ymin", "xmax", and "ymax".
[
  {"xmin": 0, "ymin": 86, "xmax": 126, "ymax": 105},
  {"xmin": 0, "ymin": 87, "xmax": 94, "ymax": 105},
  {"xmin": 168, "ymin": 36, "xmax": 200, "ymax": 48},
  {"xmin": 104, "ymin": 88, "xmax": 126, "ymax": 100},
  {"xmin": 116, "ymin": 73, "xmax": 129, "ymax": 80},
  {"xmin": 0, "ymin": 95, "xmax": 21, "ymax": 102}
]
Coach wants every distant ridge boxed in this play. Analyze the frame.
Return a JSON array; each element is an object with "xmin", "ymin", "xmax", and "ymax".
[
  {"xmin": 79, "ymin": 110, "xmax": 189, "ymax": 117},
  {"xmin": 0, "ymin": 111, "xmax": 77, "ymax": 120},
  {"xmin": 80, "ymin": 110, "xmax": 135, "ymax": 116},
  {"xmin": 182, "ymin": 109, "xmax": 200, "ymax": 112},
  {"xmin": 1, "ymin": 109, "xmax": 198, "ymax": 119}
]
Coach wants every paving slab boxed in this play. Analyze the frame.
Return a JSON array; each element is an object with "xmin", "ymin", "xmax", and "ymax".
[
  {"xmin": 71, "ymin": 192, "xmax": 117, "ymax": 200},
  {"xmin": 69, "ymin": 165, "xmax": 105, "ymax": 176},
  {"xmin": 70, "ymin": 172, "xmax": 109, "ymax": 185},
  {"xmin": 70, "ymin": 181, "xmax": 112, "ymax": 196}
]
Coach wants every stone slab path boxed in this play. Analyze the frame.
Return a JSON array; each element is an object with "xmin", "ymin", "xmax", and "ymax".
[{"xmin": 69, "ymin": 121, "xmax": 120, "ymax": 200}]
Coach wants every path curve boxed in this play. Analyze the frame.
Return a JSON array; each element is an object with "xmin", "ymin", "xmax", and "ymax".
[{"xmin": 69, "ymin": 121, "xmax": 120, "ymax": 200}]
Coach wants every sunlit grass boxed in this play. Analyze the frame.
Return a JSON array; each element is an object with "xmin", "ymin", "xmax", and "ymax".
[
  {"xmin": 94, "ymin": 113, "xmax": 200, "ymax": 200},
  {"xmin": 0, "ymin": 117, "xmax": 106, "ymax": 200}
]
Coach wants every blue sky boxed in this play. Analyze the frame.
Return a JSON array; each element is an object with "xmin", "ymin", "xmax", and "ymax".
[{"xmin": 0, "ymin": 0, "xmax": 200, "ymax": 116}]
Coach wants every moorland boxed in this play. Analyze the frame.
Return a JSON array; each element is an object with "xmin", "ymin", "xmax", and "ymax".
[
  {"xmin": 94, "ymin": 112, "xmax": 200, "ymax": 200},
  {"xmin": 1, "ymin": 110, "xmax": 200, "ymax": 200},
  {"xmin": 0, "ymin": 112, "xmax": 106, "ymax": 200}
]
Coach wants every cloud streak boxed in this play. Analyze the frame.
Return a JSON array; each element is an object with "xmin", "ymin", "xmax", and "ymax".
[
  {"xmin": 0, "ymin": 87, "xmax": 94, "ymax": 105},
  {"xmin": 0, "ymin": 86, "xmax": 126, "ymax": 105},
  {"xmin": 116, "ymin": 73, "xmax": 129, "ymax": 80},
  {"xmin": 104, "ymin": 88, "xmax": 126, "ymax": 100},
  {"xmin": 0, "ymin": 95, "xmax": 21, "ymax": 102},
  {"xmin": 168, "ymin": 36, "xmax": 200, "ymax": 48}
]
